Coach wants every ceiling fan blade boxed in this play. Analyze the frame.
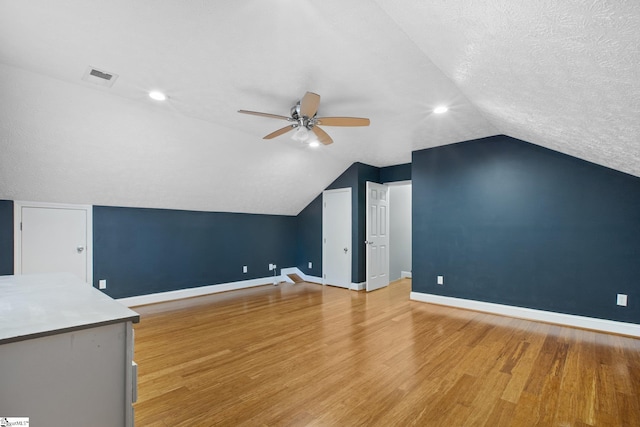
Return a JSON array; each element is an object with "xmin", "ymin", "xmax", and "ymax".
[
  {"xmin": 300, "ymin": 92, "xmax": 320, "ymax": 118},
  {"xmin": 238, "ymin": 110, "xmax": 291, "ymax": 121},
  {"xmin": 312, "ymin": 126, "xmax": 333, "ymax": 145},
  {"xmin": 316, "ymin": 117, "xmax": 370, "ymax": 127},
  {"xmin": 264, "ymin": 125, "xmax": 295, "ymax": 139}
]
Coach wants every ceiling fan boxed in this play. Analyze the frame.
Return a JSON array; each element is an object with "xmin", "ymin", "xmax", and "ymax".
[{"xmin": 238, "ymin": 92, "xmax": 370, "ymax": 145}]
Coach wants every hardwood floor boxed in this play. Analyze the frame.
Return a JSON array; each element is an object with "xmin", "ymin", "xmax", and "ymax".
[{"xmin": 132, "ymin": 279, "xmax": 640, "ymax": 426}]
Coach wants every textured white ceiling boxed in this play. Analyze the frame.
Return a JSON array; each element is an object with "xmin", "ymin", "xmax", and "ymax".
[
  {"xmin": 0, "ymin": 1, "xmax": 638, "ymax": 215},
  {"xmin": 375, "ymin": 0, "xmax": 640, "ymax": 177}
]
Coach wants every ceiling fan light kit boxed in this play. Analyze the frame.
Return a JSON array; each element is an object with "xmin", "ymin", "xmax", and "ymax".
[
  {"xmin": 239, "ymin": 91, "xmax": 370, "ymax": 146},
  {"xmin": 292, "ymin": 127, "xmax": 310, "ymax": 142}
]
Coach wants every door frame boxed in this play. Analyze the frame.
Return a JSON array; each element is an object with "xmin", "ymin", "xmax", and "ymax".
[
  {"xmin": 322, "ymin": 188, "xmax": 352, "ymax": 289},
  {"xmin": 14, "ymin": 201, "xmax": 93, "ymax": 283}
]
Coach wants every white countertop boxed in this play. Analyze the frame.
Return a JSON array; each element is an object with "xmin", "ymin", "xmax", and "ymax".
[{"xmin": 0, "ymin": 273, "xmax": 139, "ymax": 344}]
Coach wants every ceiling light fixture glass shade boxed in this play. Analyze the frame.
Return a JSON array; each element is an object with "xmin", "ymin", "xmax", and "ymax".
[
  {"xmin": 149, "ymin": 91, "xmax": 167, "ymax": 101},
  {"xmin": 292, "ymin": 127, "xmax": 310, "ymax": 142},
  {"xmin": 308, "ymin": 140, "xmax": 320, "ymax": 148},
  {"xmin": 433, "ymin": 106, "xmax": 448, "ymax": 114}
]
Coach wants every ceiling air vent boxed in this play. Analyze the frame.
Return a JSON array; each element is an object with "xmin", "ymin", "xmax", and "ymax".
[{"xmin": 82, "ymin": 66, "xmax": 119, "ymax": 87}]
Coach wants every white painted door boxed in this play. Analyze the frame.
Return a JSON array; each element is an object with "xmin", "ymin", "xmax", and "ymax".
[
  {"xmin": 322, "ymin": 188, "xmax": 351, "ymax": 289},
  {"xmin": 366, "ymin": 182, "xmax": 390, "ymax": 292},
  {"xmin": 15, "ymin": 202, "xmax": 92, "ymax": 283}
]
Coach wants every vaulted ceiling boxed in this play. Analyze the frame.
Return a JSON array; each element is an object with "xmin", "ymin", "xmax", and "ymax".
[{"xmin": 1, "ymin": 1, "xmax": 638, "ymax": 215}]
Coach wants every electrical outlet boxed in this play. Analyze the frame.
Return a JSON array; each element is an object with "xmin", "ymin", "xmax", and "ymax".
[
  {"xmin": 617, "ymin": 294, "xmax": 628, "ymax": 307},
  {"xmin": 269, "ymin": 263, "xmax": 274, "ymax": 271},
  {"xmin": 243, "ymin": 266, "xmax": 247, "ymax": 273},
  {"xmin": 99, "ymin": 279, "xmax": 107, "ymax": 289},
  {"xmin": 437, "ymin": 275, "xmax": 444, "ymax": 285},
  {"xmin": 308, "ymin": 262, "xmax": 312, "ymax": 269}
]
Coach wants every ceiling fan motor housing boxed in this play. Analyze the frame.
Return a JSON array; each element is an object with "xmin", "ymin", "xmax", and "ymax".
[
  {"xmin": 292, "ymin": 101, "xmax": 316, "ymax": 129},
  {"xmin": 290, "ymin": 104, "xmax": 300, "ymax": 119}
]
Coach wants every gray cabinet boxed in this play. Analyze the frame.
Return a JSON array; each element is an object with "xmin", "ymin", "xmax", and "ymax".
[{"xmin": 0, "ymin": 273, "xmax": 139, "ymax": 427}]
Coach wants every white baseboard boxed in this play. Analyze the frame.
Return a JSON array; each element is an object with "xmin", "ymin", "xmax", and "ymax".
[
  {"xmin": 410, "ymin": 292, "xmax": 640, "ymax": 337},
  {"xmin": 401, "ymin": 271, "xmax": 412, "ymax": 279},
  {"xmin": 119, "ymin": 276, "xmax": 283, "ymax": 307},
  {"xmin": 280, "ymin": 267, "xmax": 300, "ymax": 282},
  {"xmin": 118, "ymin": 267, "xmax": 356, "ymax": 307},
  {"xmin": 281, "ymin": 273, "xmax": 295, "ymax": 284},
  {"xmin": 282, "ymin": 267, "xmax": 359, "ymax": 289},
  {"xmin": 351, "ymin": 282, "xmax": 365, "ymax": 291},
  {"xmin": 280, "ymin": 267, "xmax": 322, "ymax": 284}
]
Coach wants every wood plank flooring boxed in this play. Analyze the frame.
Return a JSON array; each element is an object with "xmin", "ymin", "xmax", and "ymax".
[{"xmin": 132, "ymin": 279, "xmax": 640, "ymax": 426}]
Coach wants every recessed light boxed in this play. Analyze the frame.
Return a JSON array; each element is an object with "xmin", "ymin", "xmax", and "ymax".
[
  {"xmin": 433, "ymin": 106, "xmax": 448, "ymax": 114},
  {"xmin": 149, "ymin": 91, "xmax": 167, "ymax": 101}
]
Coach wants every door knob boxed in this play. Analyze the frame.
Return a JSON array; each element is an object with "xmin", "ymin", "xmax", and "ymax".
[
  {"xmin": 77, "ymin": 246, "xmax": 85, "ymax": 253},
  {"xmin": 344, "ymin": 247, "xmax": 348, "ymax": 253}
]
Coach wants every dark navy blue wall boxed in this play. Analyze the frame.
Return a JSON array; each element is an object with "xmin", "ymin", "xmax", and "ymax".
[
  {"xmin": 0, "ymin": 200, "xmax": 13, "ymax": 275},
  {"xmin": 296, "ymin": 194, "xmax": 322, "ymax": 277},
  {"xmin": 380, "ymin": 163, "xmax": 411, "ymax": 183},
  {"xmin": 412, "ymin": 135, "xmax": 640, "ymax": 323},
  {"xmin": 93, "ymin": 206, "xmax": 296, "ymax": 298}
]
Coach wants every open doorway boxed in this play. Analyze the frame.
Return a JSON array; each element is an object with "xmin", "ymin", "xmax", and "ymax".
[{"xmin": 388, "ymin": 182, "xmax": 412, "ymax": 281}]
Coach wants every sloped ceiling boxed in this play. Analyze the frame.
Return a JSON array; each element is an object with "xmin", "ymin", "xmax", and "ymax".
[{"xmin": 0, "ymin": 1, "xmax": 638, "ymax": 215}]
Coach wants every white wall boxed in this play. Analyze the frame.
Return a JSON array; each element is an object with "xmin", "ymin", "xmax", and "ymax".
[{"xmin": 389, "ymin": 184, "xmax": 411, "ymax": 281}]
